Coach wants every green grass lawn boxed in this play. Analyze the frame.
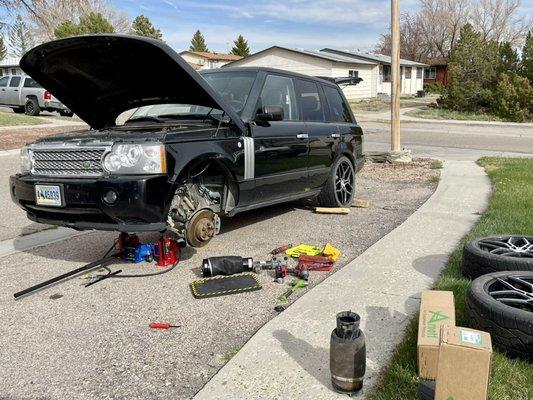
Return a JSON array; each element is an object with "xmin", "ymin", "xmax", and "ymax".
[
  {"xmin": 0, "ymin": 109, "xmax": 48, "ymax": 126},
  {"xmin": 370, "ymin": 157, "xmax": 533, "ymax": 400},
  {"xmin": 406, "ymin": 107, "xmax": 508, "ymax": 122}
]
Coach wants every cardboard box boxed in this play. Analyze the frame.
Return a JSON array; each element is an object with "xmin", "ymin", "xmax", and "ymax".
[
  {"xmin": 435, "ymin": 325, "xmax": 492, "ymax": 400},
  {"xmin": 417, "ymin": 290, "xmax": 456, "ymax": 379}
]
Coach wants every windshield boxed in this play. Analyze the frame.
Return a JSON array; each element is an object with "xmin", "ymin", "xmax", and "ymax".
[{"xmin": 123, "ymin": 71, "xmax": 256, "ymax": 124}]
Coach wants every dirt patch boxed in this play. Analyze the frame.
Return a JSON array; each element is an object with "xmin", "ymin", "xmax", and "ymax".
[{"xmin": 0, "ymin": 125, "xmax": 88, "ymax": 150}]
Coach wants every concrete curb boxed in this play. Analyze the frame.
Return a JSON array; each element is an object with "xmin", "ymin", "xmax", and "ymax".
[
  {"xmin": 193, "ymin": 160, "xmax": 491, "ymax": 400},
  {"xmin": 0, "ymin": 149, "xmax": 21, "ymax": 157}
]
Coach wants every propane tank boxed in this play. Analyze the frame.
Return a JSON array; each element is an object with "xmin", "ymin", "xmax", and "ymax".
[{"xmin": 329, "ymin": 311, "xmax": 366, "ymax": 393}]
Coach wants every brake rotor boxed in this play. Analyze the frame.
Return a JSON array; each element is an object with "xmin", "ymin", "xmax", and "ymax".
[{"xmin": 186, "ymin": 209, "xmax": 216, "ymax": 247}]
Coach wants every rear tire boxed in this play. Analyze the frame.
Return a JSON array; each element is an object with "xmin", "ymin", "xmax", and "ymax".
[
  {"xmin": 318, "ymin": 156, "xmax": 355, "ymax": 208},
  {"xmin": 59, "ymin": 110, "xmax": 74, "ymax": 117},
  {"xmin": 25, "ymin": 98, "xmax": 40, "ymax": 116}
]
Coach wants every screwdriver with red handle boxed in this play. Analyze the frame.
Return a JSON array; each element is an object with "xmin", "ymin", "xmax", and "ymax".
[{"xmin": 149, "ymin": 322, "xmax": 181, "ymax": 330}]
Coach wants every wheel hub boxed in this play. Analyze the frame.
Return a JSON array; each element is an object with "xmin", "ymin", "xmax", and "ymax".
[
  {"xmin": 187, "ymin": 210, "xmax": 216, "ymax": 247},
  {"xmin": 479, "ymin": 236, "xmax": 533, "ymax": 258},
  {"xmin": 335, "ymin": 161, "xmax": 354, "ymax": 206},
  {"xmin": 488, "ymin": 275, "xmax": 533, "ymax": 311}
]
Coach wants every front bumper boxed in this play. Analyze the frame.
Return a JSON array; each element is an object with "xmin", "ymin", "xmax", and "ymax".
[{"xmin": 10, "ymin": 174, "xmax": 172, "ymax": 232}]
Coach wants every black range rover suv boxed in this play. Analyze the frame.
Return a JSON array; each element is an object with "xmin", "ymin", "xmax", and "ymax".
[{"xmin": 10, "ymin": 35, "xmax": 364, "ymax": 247}]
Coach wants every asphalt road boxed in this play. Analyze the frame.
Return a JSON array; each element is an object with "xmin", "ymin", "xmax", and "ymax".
[{"xmin": 360, "ymin": 120, "xmax": 533, "ymax": 155}]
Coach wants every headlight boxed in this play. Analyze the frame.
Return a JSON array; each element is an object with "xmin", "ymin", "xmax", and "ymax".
[
  {"xmin": 103, "ymin": 144, "xmax": 167, "ymax": 174},
  {"xmin": 20, "ymin": 146, "xmax": 32, "ymax": 173}
]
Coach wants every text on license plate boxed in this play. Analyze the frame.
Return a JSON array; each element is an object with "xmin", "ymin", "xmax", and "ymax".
[{"xmin": 35, "ymin": 184, "xmax": 62, "ymax": 207}]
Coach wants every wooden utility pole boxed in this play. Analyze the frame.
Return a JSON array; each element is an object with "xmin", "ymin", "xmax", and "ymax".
[{"xmin": 391, "ymin": 0, "xmax": 401, "ymax": 151}]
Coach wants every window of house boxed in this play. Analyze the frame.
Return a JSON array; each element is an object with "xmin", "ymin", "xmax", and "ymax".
[
  {"xmin": 348, "ymin": 70, "xmax": 359, "ymax": 79},
  {"xmin": 424, "ymin": 67, "xmax": 437, "ymax": 80},
  {"xmin": 257, "ymin": 74, "xmax": 298, "ymax": 120},
  {"xmin": 323, "ymin": 85, "xmax": 353, "ymax": 123},
  {"xmin": 9, "ymin": 76, "xmax": 21, "ymax": 87},
  {"xmin": 416, "ymin": 67, "xmax": 422, "ymax": 79},
  {"xmin": 382, "ymin": 65, "xmax": 391, "ymax": 83},
  {"xmin": 0, "ymin": 76, "xmax": 9, "ymax": 87},
  {"xmin": 295, "ymin": 79, "xmax": 325, "ymax": 122},
  {"xmin": 405, "ymin": 67, "xmax": 412, "ymax": 78},
  {"xmin": 11, "ymin": 68, "xmax": 17, "ymax": 75}
]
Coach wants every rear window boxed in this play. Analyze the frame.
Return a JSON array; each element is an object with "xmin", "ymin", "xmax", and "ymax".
[
  {"xmin": 295, "ymin": 79, "xmax": 325, "ymax": 122},
  {"xmin": 23, "ymin": 77, "xmax": 42, "ymax": 88},
  {"xmin": 323, "ymin": 85, "xmax": 353, "ymax": 123}
]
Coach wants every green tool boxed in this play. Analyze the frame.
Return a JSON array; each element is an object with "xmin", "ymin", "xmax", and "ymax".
[{"xmin": 278, "ymin": 279, "xmax": 308, "ymax": 302}]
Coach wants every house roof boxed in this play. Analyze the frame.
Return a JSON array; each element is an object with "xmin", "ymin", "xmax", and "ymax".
[
  {"xmin": 226, "ymin": 46, "xmax": 377, "ymax": 66},
  {"xmin": 321, "ymin": 48, "xmax": 428, "ymax": 67},
  {"xmin": 179, "ymin": 51, "xmax": 242, "ymax": 62},
  {"xmin": 0, "ymin": 57, "xmax": 21, "ymax": 67},
  {"xmin": 424, "ymin": 57, "xmax": 447, "ymax": 66}
]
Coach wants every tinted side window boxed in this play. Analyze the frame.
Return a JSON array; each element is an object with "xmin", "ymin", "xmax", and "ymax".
[
  {"xmin": 323, "ymin": 85, "xmax": 353, "ymax": 123},
  {"xmin": 257, "ymin": 75, "xmax": 298, "ymax": 120},
  {"xmin": 0, "ymin": 76, "xmax": 9, "ymax": 87},
  {"xmin": 295, "ymin": 79, "xmax": 325, "ymax": 122},
  {"xmin": 9, "ymin": 76, "xmax": 21, "ymax": 87},
  {"xmin": 23, "ymin": 78, "xmax": 42, "ymax": 88}
]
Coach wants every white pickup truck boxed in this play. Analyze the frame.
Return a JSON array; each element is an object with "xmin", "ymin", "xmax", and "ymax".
[{"xmin": 0, "ymin": 75, "xmax": 73, "ymax": 117}]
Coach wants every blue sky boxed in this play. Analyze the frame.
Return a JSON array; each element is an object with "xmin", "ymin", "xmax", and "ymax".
[{"xmin": 113, "ymin": 0, "xmax": 424, "ymax": 53}]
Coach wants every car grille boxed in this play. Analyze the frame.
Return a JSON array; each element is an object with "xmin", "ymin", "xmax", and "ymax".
[{"xmin": 31, "ymin": 147, "xmax": 107, "ymax": 177}]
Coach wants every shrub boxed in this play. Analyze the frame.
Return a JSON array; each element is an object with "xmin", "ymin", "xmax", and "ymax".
[
  {"xmin": 492, "ymin": 73, "xmax": 533, "ymax": 122},
  {"xmin": 424, "ymin": 83, "xmax": 443, "ymax": 94}
]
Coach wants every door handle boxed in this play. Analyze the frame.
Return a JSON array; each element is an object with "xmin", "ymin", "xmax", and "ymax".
[
  {"xmin": 331, "ymin": 133, "xmax": 341, "ymax": 139},
  {"xmin": 296, "ymin": 133, "xmax": 308, "ymax": 140}
]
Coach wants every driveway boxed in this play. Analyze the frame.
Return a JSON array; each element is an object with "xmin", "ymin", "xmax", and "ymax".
[{"xmin": 0, "ymin": 161, "xmax": 437, "ymax": 400}]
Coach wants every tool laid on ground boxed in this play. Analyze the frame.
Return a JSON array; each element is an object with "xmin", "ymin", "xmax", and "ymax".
[
  {"xmin": 298, "ymin": 255, "xmax": 335, "ymax": 271},
  {"xmin": 285, "ymin": 244, "xmax": 323, "ymax": 257},
  {"xmin": 149, "ymin": 322, "xmax": 181, "ymax": 330},
  {"xmin": 270, "ymin": 244, "xmax": 292, "ymax": 255},
  {"xmin": 278, "ymin": 279, "xmax": 308, "ymax": 302},
  {"xmin": 14, "ymin": 234, "xmax": 181, "ymax": 299},
  {"xmin": 84, "ymin": 269, "xmax": 123, "ymax": 287},
  {"xmin": 330, "ymin": 311, "xmax": 366, "ymax": 394},
  {"xmin": 201, "ymin": 256, "xmax": 255, "ymax": 277}
]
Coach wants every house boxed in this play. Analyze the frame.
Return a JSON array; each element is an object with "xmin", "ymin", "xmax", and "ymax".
[
  {"xmin": 179, "ymin": 51, "xmax": 242, "ymax": 70},
  {"xmin": 223, "ymin": 46, "xmax": 378, "ymax": 100},
  {"xmin": 321, "ymin": 48, "xmax": 427, "ymax": 97},
  {"xmin": 0, "ymin": 57, "xmax": 24, "ymax": 76},
  {"xmin": 423, "ymin": 57, "xmax": 448, "ymax": 87},
  {"xmin": 224, "ymin": 46, "xmax": 427, "ymax": 100}
]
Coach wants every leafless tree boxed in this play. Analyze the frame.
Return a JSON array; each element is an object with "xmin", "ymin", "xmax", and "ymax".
[
  {"xmin": 470, "ymin": 0, "xmax": 531, "ymax": 46},
  {"xmin": 28, "ymin": 0, "xmax": 131, "ymax": 41},
  {"xmin": 375, "ymin": 12, "xmax": 428, "ymax": 61}
]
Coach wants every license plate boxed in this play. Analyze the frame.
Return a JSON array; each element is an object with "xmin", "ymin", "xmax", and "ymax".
[{"xmin": 35, "ymin": 184, "xmax": 63, "ymax": 207}]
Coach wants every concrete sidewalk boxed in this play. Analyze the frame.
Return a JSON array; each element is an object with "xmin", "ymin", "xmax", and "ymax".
[{"xmin": 194, "ymin": 160, "xmax": 491, "ymax": 400}]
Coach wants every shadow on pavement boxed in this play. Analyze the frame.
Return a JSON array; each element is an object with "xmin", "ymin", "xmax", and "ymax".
[
  {"xmin": 272, "ymin": 329, "xmax": 333, "ymax": 390},
  {"xmin": 412, "ymin": 254, "xmax": 450, "ymax": 280}
]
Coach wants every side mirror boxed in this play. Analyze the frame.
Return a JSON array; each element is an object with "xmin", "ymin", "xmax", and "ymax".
[{"xmin": 255, "ymin": 105, "xmax": 284, "ymax": 122}]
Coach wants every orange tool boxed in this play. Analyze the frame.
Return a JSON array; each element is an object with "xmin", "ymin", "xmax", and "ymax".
[{"xmin": 149, "ymin": 322, "xmax": 180, "ymax": 330}]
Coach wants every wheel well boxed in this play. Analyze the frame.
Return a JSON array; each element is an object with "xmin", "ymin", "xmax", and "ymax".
[
  {"xmin": 173, "ymin": 156, "xmax": 239, "ymax": 214},
  {"xmin": 25, "ymin": 95, "xmax": 38, "ymax": 102},
  {"xmin": 340, "ymin": 151, "xmax": 356, "ymax": 169}
]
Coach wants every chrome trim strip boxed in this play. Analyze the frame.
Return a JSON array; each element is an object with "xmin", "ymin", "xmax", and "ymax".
[{"xmin": 242, "ymin": 137, "xmax": 254, "ymax": 180}]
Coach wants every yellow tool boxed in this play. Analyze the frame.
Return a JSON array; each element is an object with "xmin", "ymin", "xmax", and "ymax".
[
  {"xmin": 285, "ymin": 244, "xmax": 322, "ymax": 257},
  {"xmin": 322, "ymin": 243, "xmax": 341, "ymax": 261}
]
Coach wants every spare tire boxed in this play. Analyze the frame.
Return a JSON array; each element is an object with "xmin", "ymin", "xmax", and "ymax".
[
  {"xmin": 466, "ymin": 271, "xmax": 533, "ymax": 360},
  {"xmin": 462, "ymin": 235, "xmax": 533, "ymax": 279}
]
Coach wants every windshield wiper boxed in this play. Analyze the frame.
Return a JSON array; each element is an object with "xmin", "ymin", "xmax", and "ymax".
[
  {"xmin": 157, "ymin": 113, "xmax": 221, "ymax": 124},
  {"xmin": 125, "ymin": 116, "xmax": 165, "ymax": 124}
]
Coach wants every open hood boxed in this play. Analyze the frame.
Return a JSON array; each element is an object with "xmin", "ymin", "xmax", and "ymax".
[{"xmin": 20, "ymin": 34, "xmax": 246, "ymax": 132}]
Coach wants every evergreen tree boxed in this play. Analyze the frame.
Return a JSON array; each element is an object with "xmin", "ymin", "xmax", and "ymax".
[
  {"xmin": 0, "ymin": 36, "xmax": 7, "ymax": 61},
  {"xmin": 497, "ymin": 42, "xmax": 519, "ymax": 75},
  {"xmin": 189, "ymin": 30, "xmax": 208, "ymax": 52},
  {"xmin": 132, "ymin": 15, "xmax": 162, "ymax": 40},
  {"xmin": 230, "ymin": 34, "xmax": 250, "ymax": 57},
  {"xmin": 8, "ymin": 14, "xmax": 35, "ymax": 56},
  {"xmin": 442, "ymin": 24, "xmax": 499, "ymax": 112},
  {"xmin": 522, "ymin": 31, "xmax": 533, "ymax": 84},
  {"xmin": 54, "ymin": 12, "xmax": 114, "ymax": 39}
]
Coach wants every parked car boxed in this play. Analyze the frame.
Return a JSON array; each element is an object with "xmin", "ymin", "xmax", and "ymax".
[
  {"xmin": 10, "ymin": 35, "xmax": 364, "ymax": 247},
  {"xmin": 0, "ymin": 74, "xmax": 73, "ymax": 116}
]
